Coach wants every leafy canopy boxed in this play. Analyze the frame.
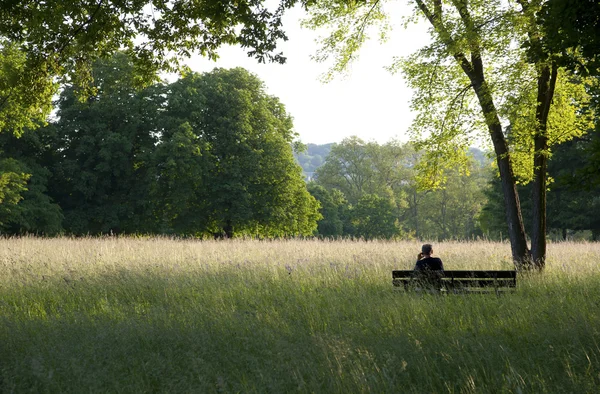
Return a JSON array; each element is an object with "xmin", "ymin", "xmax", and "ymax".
[{"xmin": 0, "ymin": 0, "xmax": 306, "ymax": 134}]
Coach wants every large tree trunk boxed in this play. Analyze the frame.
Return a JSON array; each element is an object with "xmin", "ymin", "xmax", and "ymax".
[
  {"xmin": 531, "ymin": 64, "xmax": 558, "ymax": 270},
  {"xmin": 531, "ymin": 136, "xmax": 548, "ymax": 268},
  {"xmin": 471, "ymin": 78, "xmax": 531, "ymax": 267},
  {"xmin": 490, "ymin": 121, "xmax": 531, "ymax": 266}
]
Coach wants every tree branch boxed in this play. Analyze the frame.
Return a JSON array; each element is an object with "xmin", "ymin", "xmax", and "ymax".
[
  {"xmin": 538, "ymin": 62, "xmax": 559, "ymax": 128},
  {"xmin": 356, "ymin": 0, "xmax": 382, "ymax": 45},
  {"xmin": 474, "ymin": 13, "xmax": 510, "ymax": 31},
  {"xmin": 58, "ymin": 0, "xmax": 105, "ymax": 55},
  {"xmin": 440, "ymin": 83, "xmax": 472, "ymax": 134},
  {"xmin": 414, "ymin": 0, "xmax": 476, "ymax": 79},
  {"xmin": 450, "ymin": 0, "xmax": 483, "ymax": 75}
]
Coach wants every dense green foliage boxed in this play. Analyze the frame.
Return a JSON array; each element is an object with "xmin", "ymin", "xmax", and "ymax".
[
  {"xmin": 0, "ymin": 42, "xmax": 56, "ymax": 136},
  {"xmin": 0, "ymin": 55, "xmax": 319, "ymax": 237},
  {"xmin": 306, "ymin": 137, "xmax": 489, "ymax": 240},
  {"xmin": 3, "ymin": 59, "xmax": 599, "ymax": 240},
  {"xmin": 0, "ymin": 1, "xmax": 302, "ymax": 136},
  {"xmin": 306, "ymin": 130, "xmax": 600, "ymax": 241},
  {"xmin": 0, "ymin": 131, "xmax": 63, "ymax": 234},
  {"xmin": 2, "ymin": 1, "xmax": 599, "ymax": 242},
  {"xmin": 157, "ymin": 68, "xmax": 320, "ymax": 237},
  {"xmin": 482, "ymin": 79, "xmax": 600, "ymax": 240},
  {"xmin": 307, "ymin": 184, "xmax": 347, "ymax": 236},
  {"xmin": 45, "ymin": 54, "xmax": 163, "ymax": 235},
  {"xmin": 538, "ymin": 0, "xmax": 600, "ymax": 75},
  {"xmin": 482, "ymin": 132, "xmax": 600, "ymax": 241},
  {"xmin": 0, "ymin": 158, "xmax": 29, "ymax": 225}
]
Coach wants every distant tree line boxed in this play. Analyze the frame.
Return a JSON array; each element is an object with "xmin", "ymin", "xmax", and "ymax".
[
  {"xmin": 303, "ymin": 126, "xmax": 600, "ymax": 241},
  {"xmin": 0, "ymin": 54, "xmax": 320, "ymax": 237},
  {"xmin": 295, "ymin": 144, "xmax": 333, "ymax": 175},
  {"xmin": 305, "ymin": 137, "xmax": 490, "ymax": 240}
]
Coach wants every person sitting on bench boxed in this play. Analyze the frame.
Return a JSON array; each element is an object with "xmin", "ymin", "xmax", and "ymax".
[
  {"xmin": 413, "ymin": 244, "xmax": 444, "ymax": 290},
  {"xmin": 414, "ymin": 243, "xmax": 444, "ymax": 271}
]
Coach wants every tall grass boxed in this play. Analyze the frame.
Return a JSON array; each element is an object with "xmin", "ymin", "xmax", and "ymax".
[{"xmin": 1, "ymin": 237, "xmax": 599, "ymax": 393}]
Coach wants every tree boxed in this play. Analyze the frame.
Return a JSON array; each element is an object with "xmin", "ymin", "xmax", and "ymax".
[
  {"xmin": 0, "ymin": 158, "xmax": 29, "ymax": 228},
  {"xmin": 304, "ymin": 0, "xmax": 592, "ymax": 269},
  {"xmin": 481, "ymin": 134, "xmax": 600, "ymax": 241},
  {"xmin": 149, "ymin": 122, "xmax": 214, "ymax": 235},
  {"xmin": 0, "ymin": 128, "xmax": 63, "ymax": 235},
  {"xmin": 160, "ymin": 68, "xmax": 321, "ymax": 237},
  {"xmin": 350, "ymin": 193, "xmax": 400, "ymax": 240},
  {"xmin": 574, "ymin": 78, "xmax": 600, "ymax": 193},
  {"xmin": 400, "ymin": 146, "xmax": 488, "ymax": 240},
  {"xmin": 543, "ymin": 78, "xmax": 600, "ymax": 240},
  {"xmin": 538, "ymin": 0, "xmax": 600, "ymax": 75},
  {"xmin": 307, "ymin": 183, "xmax": 348, "ymax": 237},
  {"xmin": 1, "ymin": 56, "xmax": 321, "ymax": 237},
  {"xmin": 48, "ymin": 53, "xmax": 163, "ymax": 234},
  {"xmin": 315, "ymin": 136, "xmax": 377, "ymax": 204},
  {"xmin": 311, "ymin": 136, "xmax": 489, "ymax": 240},
  {"xmin": 0, "ymin": 0, "xmax": 302, "ymax": 134},
  {"xmin": 419, "ymin": 163, "xmax": 487, "ymax": 240},
  {"xmin": 0, "ymin": 42, "xmax": 55, "ymax": 136},
  {"xmin": 315, "ymin": 137, "xmax": 409, "ymax": 205},
  {"xmin": 296, "ymin": 144, "xmax": 333, "ymax": 171}
]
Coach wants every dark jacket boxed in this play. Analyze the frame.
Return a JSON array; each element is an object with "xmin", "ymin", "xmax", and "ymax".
[
  {"xmin": 413, "ymin": 257, "xmax": 444, "ymax": 289},
  {"xmin": 414, "ymin": 257, "xmax": 444, "ymax": 271}
]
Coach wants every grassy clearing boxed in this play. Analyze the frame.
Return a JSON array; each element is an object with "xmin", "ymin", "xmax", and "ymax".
[{"xmin": 1, "ymin": 237, "xmax": 599, "ymax": 393}]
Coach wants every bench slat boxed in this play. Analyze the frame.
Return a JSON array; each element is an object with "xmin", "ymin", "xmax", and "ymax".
[
  {"xmin": 392, "ymin": 270, "xmax": 516, "ymax": 279},
  {"xmin": 393, "ymin": 278, "xmax": 516, "ymax": 285},
  {"xmin": 445, "ymin": 279, "xmax": 516, "ymax": 288},
  {"xmin": 392, "ymin": 270, "xmax": 517, "ymax": 292},
  {"xmin": 393, "ymin": 279, "xmax": 515, "ymax": 287}
]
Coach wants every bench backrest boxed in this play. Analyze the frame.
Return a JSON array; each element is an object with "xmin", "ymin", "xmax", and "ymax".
[{"xmin": 392, "ymin": 270, "xmax": 517, "ymax": 289}]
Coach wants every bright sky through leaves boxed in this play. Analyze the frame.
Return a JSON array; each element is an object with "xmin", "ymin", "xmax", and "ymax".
[{"xmin": 184, "ymin": 3, "xmax": 430, "ymax": 145}]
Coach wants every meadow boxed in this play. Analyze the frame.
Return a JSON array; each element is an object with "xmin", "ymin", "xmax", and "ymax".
[{"xmin": 1, "ymin": 237, "xmax": 599, "ymax": 393}]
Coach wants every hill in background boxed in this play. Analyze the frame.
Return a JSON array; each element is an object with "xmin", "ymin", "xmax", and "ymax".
[
  {"xmin": 295, "ymin": 143, "xmax": 490, "ymax": 180},
  {"xmin": 295, "ymin": 143, "xmax": 334, "ymax": 180}
]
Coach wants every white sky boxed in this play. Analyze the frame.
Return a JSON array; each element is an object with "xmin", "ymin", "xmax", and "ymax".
[{"xmin": 183, "ymin": 3, "xmax": 431, "ymax": 145}]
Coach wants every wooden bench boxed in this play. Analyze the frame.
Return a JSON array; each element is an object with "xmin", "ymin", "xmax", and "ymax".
[{"xmin": 392, "ymin": 270, "xmax": 517, "ymax": 294}]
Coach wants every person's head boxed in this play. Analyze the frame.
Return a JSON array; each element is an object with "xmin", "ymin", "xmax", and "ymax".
[{"xmin": 421, "ymin": 244, "xmax": 433, "ymax": 256}]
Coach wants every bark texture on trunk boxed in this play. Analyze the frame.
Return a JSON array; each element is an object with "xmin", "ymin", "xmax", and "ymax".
[
  {"xmin": 470, "ymin": 77, "xmax": 531, "ymax": 266},
  {"xmin": 531, "ymin": 64, "xmax": 558, "ymax": 270},
  {"xmin": 531, "ymin": 137, "xmax": 548, "ymax": 269},
  {"xmin": 489, "ymin": 118, "xmax": 531, "ymax": 265}
]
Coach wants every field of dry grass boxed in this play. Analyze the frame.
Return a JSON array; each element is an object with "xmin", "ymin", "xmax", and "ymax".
[{"xmin": 1, "ymin": 237, "xmax": 599, "ymax": 392}]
